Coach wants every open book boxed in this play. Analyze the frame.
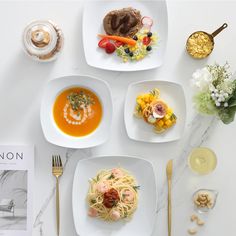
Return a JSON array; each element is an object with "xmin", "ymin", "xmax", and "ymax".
[{"xmin": 0, "ymin": 146, "xmax": 34, "ymax": 236}]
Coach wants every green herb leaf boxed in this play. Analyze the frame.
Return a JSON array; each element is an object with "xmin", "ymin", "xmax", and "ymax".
[
  {"xmin": 170, "ymin": 113, "xmax": 177, "ymax": 120},
  {"xmin": 96, "ymin": 175, "xmax": 100, "ymax": 182},
  {"xmin": 228, "ymin": 89, "xmax": 236, "ymax": 107},
  {"xmin": 107, "ymin": 173, "xmax": 115, "ymax": 180},
  {"xmin": 150, "ymin": 88, "xmax": 159, "ymax": 98},
  {"xmin": 91, "ymin": 199, "xmax": 96, "ymax": 204},
  {"xmin": 124, "ymin": 210, "xmax": 128, "ymax": 218},
  {"xmin": 67, "ymin": 91, "xmax": 95, "ymax": 111},
  {"xmin": 133, "ymin": 185, "xmax": 140, "ymax": 191},
  {"xmin": 218, "ymin": 106, "xmax": 236, "ymax": 124}
]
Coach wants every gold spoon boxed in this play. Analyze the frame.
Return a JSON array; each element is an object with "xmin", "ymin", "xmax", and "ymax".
[
  {"xmin": 166, "ymin": 159, "xmax": 173, "ymax": 236},
  {"xmin": 186, "ymin": 23, "xmax": 228, "ymax": 59}
]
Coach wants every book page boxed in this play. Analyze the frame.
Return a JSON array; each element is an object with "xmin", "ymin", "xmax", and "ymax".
[{"xmin": 0, "ymin": 146, "xmax": 34, "ymax": 236}]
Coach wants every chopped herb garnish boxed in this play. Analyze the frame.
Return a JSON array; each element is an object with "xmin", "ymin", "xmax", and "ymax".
[
  {"xmin": 150, "ymin": 88, "xmax": 159, "ymax": 98},
  {"xmin": 124, "ymin": 211, "xmax": 128, "ymax": 218},
  {"xmin": 170, "ymin": 113, "xmax": 177, "ymax": 120},
  {"xmin": 67, "ymin": 91, "xmax": 95, "ymax": 111},
  {"xmin": 91, "ymin": 175, "xmax": 100, "ymax": 183},
  {"xmin": 96, "ymin": 175, "xmax": 100, "ymax": 182},
  {"xmin": 136, "ymin": 104, "xmax": 142, "ymax": 112},
  {"xmin": 111, "ymin": 200, "xmax": 118, "ymax": 207},
  {"xmin": 133, "ymin": 185, "xmax": 140, "ymax": 191},
  {"xmin": 107, "ymin": 173, "xmax": 115, "ymax": 180},
  {"xmin": 91, "ymin": 199, "xmax": 96, "ymax": 204}
]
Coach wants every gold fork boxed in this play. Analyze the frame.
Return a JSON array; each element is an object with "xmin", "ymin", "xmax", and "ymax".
[
  {"xmin": 52, "ymin": 155, "xmax": 63, "ymax": 236},
  {"xmin": 166, "ymin": 159, "xmax": 173, "ymax": 236}
]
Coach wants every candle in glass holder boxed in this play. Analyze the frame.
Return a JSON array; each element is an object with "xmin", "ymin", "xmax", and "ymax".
[{"xmin": 188, "ymin": 147, "xmax": 217, "ymax": 175}]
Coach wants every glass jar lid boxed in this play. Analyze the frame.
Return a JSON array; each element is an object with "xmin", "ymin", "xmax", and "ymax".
[{"xmin": 23, "ymin": 20, "xmax": 59, "ymax": 57}]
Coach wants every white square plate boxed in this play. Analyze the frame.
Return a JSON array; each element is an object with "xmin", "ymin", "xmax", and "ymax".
[
  {"xmin": 72, "ymin": 155, "xmax": 157, "ymax": 236},
  {"xmin": 124, "ymin": 80, "xmax": 186, "ymax": 142},
  {"xmin": 40, "ymin": 75, "xmax": 113, "ymax": 148},
  {"xmin": 83, "ymin": 0, "xmax": 168, "ymax": 71}
]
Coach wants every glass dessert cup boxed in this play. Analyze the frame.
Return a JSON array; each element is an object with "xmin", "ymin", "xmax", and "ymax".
[{"xmin": 193, "ymin": 189, "xmax": 218, "ymax": 213}]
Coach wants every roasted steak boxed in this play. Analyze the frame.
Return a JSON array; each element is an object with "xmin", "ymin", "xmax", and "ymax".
[{"xmin": 103, "ymin": 7, "xmax": 142, "ymax": 37}]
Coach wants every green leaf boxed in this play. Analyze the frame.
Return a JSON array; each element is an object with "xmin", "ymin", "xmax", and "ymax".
[
  {"xmin": 218, "ymin": 106, "xmax": 236, "ymax": 124},
  {"xmin": 107, "ymin": 173, "xmax": 115, "ymax": 180},
  {"xmin": 228, "ymin": 99, "xmax": 236, "ymax": 107},
  {"xmin": 228, "ymin": 90, "xmax": 236, "ymax": 107},
  {"xmin": 90, "ymin": 199, "xmax": 96, "ymax": 204},
  {"xmin": 133, "ymin": 185, "xmax": 140, "ymax": 191}
]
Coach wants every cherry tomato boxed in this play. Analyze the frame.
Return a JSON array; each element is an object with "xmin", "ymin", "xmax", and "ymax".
[
  {"xmin": 143, "ymin": 36, "xmax": 151, "ymax": 45},
  {"xmin": 98, "ymin": 38, "xmax": 109, "ymax": 48},
  {"xmin": 105, "ymin": 42, "xmax": 116, "ymax": 54},
  {"xmin": 114, "ymin": 41, "xmax": 124, "ymax": 48}
]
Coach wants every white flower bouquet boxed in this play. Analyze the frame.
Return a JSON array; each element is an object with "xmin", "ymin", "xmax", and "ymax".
[{"xmin": 192, "ymin": 63, "xmax": 236, "ymax": 124}]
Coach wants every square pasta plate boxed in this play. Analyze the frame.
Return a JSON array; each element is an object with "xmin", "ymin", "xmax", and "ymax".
[
  {"xmin": 40, "ymin": 75, "xmax": 113, "ymax": 148},
  {"xmin": 83, "ymin": 0, "xmax": 168, "ymax": 71},
  {"xmin": 124, "ymin": 80, "xmax": 186, "ymax": 142},
  {"xmin": 72, "ymin": 155, "xmax": 157, "ymax": 236}
]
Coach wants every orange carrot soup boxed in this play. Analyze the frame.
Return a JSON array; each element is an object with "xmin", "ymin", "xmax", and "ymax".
[{"xmin": 53, "ymin": 87, "xmax": 103, "ymax": 137}]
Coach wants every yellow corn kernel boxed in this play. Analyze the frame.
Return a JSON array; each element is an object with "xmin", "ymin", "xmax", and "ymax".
[{"xmin": 130, "ymin": 47, "xmax": 136, "ymax": 52}]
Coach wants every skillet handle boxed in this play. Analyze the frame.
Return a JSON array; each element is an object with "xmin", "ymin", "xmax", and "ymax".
[{"xmin": 212, "ymin": 23, "xmax": 228, "ymax": 38}]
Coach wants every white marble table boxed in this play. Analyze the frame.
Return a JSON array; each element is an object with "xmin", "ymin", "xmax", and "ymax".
[{"xmin": 0, "ymin": 1, "xmax": 236, "ymax": 235}]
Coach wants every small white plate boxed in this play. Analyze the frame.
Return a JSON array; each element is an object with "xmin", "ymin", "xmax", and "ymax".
[
  {"xmin": 72, "ymin": 155, "xmax": 157, "ymax": 236},
  {"xmin": 40, "ymin": 75, "xmax": 113, "ymax": 148},
  {"xmin": 124, "ymin": 80, "xmax": 186, "ymax": 143},
  {"xmin": 83, "ymin": 0, "xmax": 168, "ymax": 71}
]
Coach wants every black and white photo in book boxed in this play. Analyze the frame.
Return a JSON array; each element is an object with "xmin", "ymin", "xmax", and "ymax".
[
  {"xmin": 0, "ymin": 170, "xmax": 27, "ymax": 230},
  {"xmin": 0, "ymin": 146, "xmax": 34, "ymax": 236}
]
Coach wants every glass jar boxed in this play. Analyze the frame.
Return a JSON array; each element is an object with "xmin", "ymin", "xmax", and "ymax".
[
  {"xmin": 22, "ymin": 20, "xmax": 64, "ymax": 62},
  {"xmin": 193, "ymin": 189, "xmax": 218, "ymax": 213}
]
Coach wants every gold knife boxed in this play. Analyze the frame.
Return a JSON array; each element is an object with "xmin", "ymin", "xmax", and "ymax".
[{"xmin": 166, "ymin": 159, "xmax": 173, "ymax": 236}]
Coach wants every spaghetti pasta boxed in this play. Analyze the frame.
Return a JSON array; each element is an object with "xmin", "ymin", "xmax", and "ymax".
[{"xmin": 87, "ymin": 168, "xmax": 139, "ymax": 221}]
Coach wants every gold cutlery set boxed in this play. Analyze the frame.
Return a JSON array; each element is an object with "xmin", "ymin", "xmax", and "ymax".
[
  {"xmin": 51, "ymin": 155, "xmax": 174, "ymax": 236},
  {"xmin": 166, "ymin": 159, "xmax": 173, "ymax": 236}
]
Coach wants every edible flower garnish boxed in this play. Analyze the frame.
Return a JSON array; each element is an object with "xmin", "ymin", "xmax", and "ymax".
[{"xmin": 134, "ymin": 88, "xmax": 177, "ymax": 133}]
